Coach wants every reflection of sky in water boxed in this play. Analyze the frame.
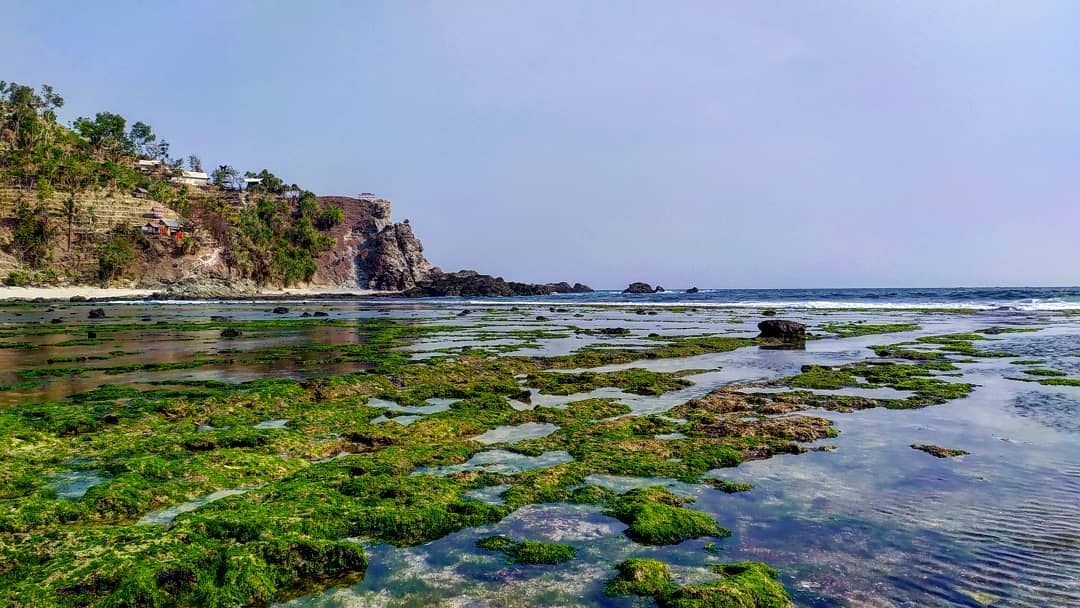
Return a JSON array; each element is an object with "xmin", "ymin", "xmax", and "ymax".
[
  {"xmin": 472, "ymin": 422, "xmax": 559, "ymax": 444},
  {"xmin": 47, "ymin": 470, "xmax": 110, "ymax": 499},
  {"xmin": 5, "ymin": 301, "xmax": 1080, "ymax": 607},
  {"xmin": 137, "ymin": 488, "xmax": 253, "ymax": 526}
]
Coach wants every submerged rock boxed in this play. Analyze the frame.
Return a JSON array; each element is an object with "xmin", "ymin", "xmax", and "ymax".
[
  {"xmin": 220, "ymin": 327, "xmax": 242, "ymax": 338},
  {"xmin": 911, "ymin": 444, "xmax": 969, "ymax": 458},
  {"xmin": 272, "ymin": 306, "xmax": 289, "ymax": 314},
  {"xmin": 313, "ymin": 311, "xmax": 329, "ymax": 317},
  {"xmin": 757, "ymin": 319, "xmax": 806, "ymax": 340},
  {"xmin": 87, "ymin": 308, "xmax": 106, "ymax": 319}
]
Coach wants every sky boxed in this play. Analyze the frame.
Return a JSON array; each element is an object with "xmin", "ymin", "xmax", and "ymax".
[{"xmin": 3, "ymin": 1, "xmax": 1079, "ymax": 289}]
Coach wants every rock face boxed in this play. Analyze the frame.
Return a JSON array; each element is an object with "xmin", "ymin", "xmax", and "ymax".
[
  {"xmin": 403, "ymin": 270, "xmax": 588, "ymax": 298},
  {"xmin": 686, "ymin": 287, "xmax": 699, "ymax": 293},
  {"xmin": 314, "ymin": 197, "xmax": 432, "ymax": 291},
  {"xmin": 757, "ymin": 320, "xmax": 806, "ymax": 340},
  {"xmin": 623, "ymin": 282, "xmax": 654, "ymax": 294}
]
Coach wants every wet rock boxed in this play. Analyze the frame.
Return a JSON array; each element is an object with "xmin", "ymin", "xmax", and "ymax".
[
  {"xmin": 761, "ymin": 309, "xmax": 777, "ymax": 316},
  {"xmin": 654, "ymin": 285, "xmax": 665, "ymax": 292},
  {"xmin": 50, "ymin": 318, "xmax": 62, "ymax": 324},
  {"xmin": 272, "ymin": 306, "xmax": 289, "ymax": 314},
  {"xmin": 221, "ymin": 327, "xmax": 242, "ymax": 338},
  {"xmin": 301, "ymin": 312, "xmax": 312, "ymax": 317},
  {"xmin": 911, "ymin": 444, "xmax": 969, "ymax": 458},
  {"xmin": 623, "ymin": 282, "xmax": 654, "ymax": 294},
  {"xmin": 544, "ymin": 282, "xmax": 594, "ymax": 293},
  {"xmin": 598, "ymin": 327, "xmax": 631, "ymax": 335},
  {"xmin": 210, "ymin": 315, "xmax": 231, "ymax": 322},
  {"xmin": 686, "ymin": 287, "xmax": 699, "ymax": 293},
  {"xmin": 536, "ymin": 316, "xmax": 551, "ymax": 322},
  {"xmin": 69, "ymin": 295, "xmax": 87, "ymax": 302},
  {"xmin": 457, "ymin": 309, "xmax": 472, "ymax": 317},
  {"xmin": 88, "ymin": 308, "xmax": 106, "ymax": 319},
  {"xmin": 403, "ymin": 269, "xmax": 585, "ymax": 297},
  {"xmin": 87, "ymin": 331, "xmax": 97, "ymax": 339},
  {"xmin": 313, "ymin": 311, "xmax": 329, "ymax": 317},
  {"xmin": 758, "ymin": 319, "xmax": 806, "ymax": 340}
]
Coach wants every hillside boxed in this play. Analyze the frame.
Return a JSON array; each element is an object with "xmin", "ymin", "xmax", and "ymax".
[{"xmin": 0, "ymin": 81, "xmax": 433, "ymax": 294}]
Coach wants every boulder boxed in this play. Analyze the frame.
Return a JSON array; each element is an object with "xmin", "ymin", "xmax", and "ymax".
[
  {"xmin": 272, "ymin": 307, "xmax": 289, "ymax": 314},
  {"xmin": 686, "ymin": 287, "xmax": 699, "ymax": 294},
  {"xmin": 623, "ymin": 282, "xmax": 654, "ymax": 294},
  {"xmin": 221, "ymin": 327, "xmax": 242, "ymax": 338},
  {"xmin": 88, "ymin": 308, "xmax": 106, "ymax": 319},
  {"xmin": 69, "ymin": 295, "xmax": 87, "ymax": 302},
  {"xmin": 757, "ymin": 319, "xmax": 806, "ymax": 340},
  {"xmin": 654, "ymin": 286, "xmax": 665, "ymax": 292},
  {"xmin": 313, "ymin": 311, "xmax": 329, "ymax": 317}
]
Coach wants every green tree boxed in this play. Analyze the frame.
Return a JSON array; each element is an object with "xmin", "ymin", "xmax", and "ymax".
[
  {"xmin": 10, "ymin": 199, "xmax": 55, "ymax": 268},
  {"xmin": 96, "ymin": 228, "xmax": 136, "ymax": 285},
  {"xmin": 73, "ymin": 112, "xmax": 131, "ymax": 159},
  {"xmin": 316, "ymin": 204, "xmax": 345, "ymax": 230},
  {"xmin": 128, "ymin": 121, "xmax": 156, "ymax": 157},
  {"xmin": 211, "ymin": 164, "xmax": 237, "ymax": 187}
]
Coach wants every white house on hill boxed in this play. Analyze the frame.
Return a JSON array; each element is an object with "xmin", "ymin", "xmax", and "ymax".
[{"xmin": 171, "ymin": 171, "xmax": 209, "ymax": 187}]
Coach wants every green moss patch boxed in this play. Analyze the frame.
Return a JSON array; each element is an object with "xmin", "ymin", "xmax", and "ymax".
[
  {"xmin": 605, "ymin": 487, "xmax": 727, "ymax": 545},
  {"xmin": 475, "ymin": 534, "xmax": 576, "ymax": 564},
  {"xmin": 606, "ymin": 558, "xmax": 794, "ymax": 607}
]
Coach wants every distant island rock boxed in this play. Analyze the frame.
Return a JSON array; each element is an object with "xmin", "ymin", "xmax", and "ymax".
[
  {"xmin": 686, "ymin": 287, "xmax": 699, "ymax": 293},
  {"xmin": 402, "ymin": 270, "xmax": 592, "ymax": 298},
  {"xmin": 623, "ymin": 282, "xmax": 655, "ymax": 294}
]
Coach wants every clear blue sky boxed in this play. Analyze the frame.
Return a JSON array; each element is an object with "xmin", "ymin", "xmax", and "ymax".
[{"xmin": 4, "ymin": 1, "xmax": 1078, "ymax": 288}]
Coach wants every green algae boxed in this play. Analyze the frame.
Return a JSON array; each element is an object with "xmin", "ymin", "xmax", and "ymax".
[
  {"xmin": 605, "ymin": 487, "xmax": 727, "ymax": 545},
  {"xmin": 817, "ymin": 322, "xmax": 919, "ymax": 338},
  {"xmin": 1038, "ymin": 378, "xmax": 1080, "ymax": 387},
  {"xmin": 526, "ymin": 368, "xmax": 693, "ymax": 396},
  {"xmin": 705, "ymin": 479, "xmax": 753, "ymax": 493},
  {"xmin": 1021, "ymin": 368, "xmax": 1067, "ymax": 377},
  {"xmin": 606, "ymin": 558, "xmax": 794, "ymax": 607},
  {"xmin": 1010, "ymin": 359, "xmax": 1046, "ymax": 365},
  {"xmin": 475, "ymin": 534, "xmax": 576, "ymax": 564},
  {"xmin": 911, "ymin": 444, "xmax": 969, "ymax": 458}
]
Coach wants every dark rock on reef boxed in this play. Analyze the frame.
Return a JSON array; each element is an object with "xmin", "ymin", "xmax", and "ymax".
[
  {"xmin": 88, "ymin": 308, "xmax": 106, "ymax": 319},
  {"xmin": 402, "ymin": 269, "xmax": 588, "ymax": 298},
  {"xmin": 50, "ymin": 318, "xmax": 62, "ymax": 324},
  {"xmin": 598, "ymin": 327, "xmax": 631, "ymax": 335},
  {"xmin": 758, "ymin": 319, "xmax": 806, "ymax": 340},
  {"xmin": 272, "ymin": 307, "xmax": 289, "ymax": 314},
  {"xmin": 535, "ymin": 315, "xmax": 550, "ymax": 321},
  {"xmin": 457, "ymin": 309, "xmax": 472, "ymax": 317},
  {"xmin": 623, "ymin": 282, "xmax": 654, "ymax": 294},
  {"xmin": 210, "ymin": 316, "xmax": 231, "ymax": 322},
  {"xmin": 761, "ymin": 309, "xmax": 777, "ymax": 316},
  {"xmin": 654, "ymin": 286, "xmax": 665, "ymax": 292},
  {"xmin": 301, "ymin": 312, "xmax": 312, "ymax": 317},
  {"xmin": 313, "ymin": 311, "xmax": 329, "ymax": 317},
  {"xmin": 686, "ymin": 287, "xmax": 699, "ymax": 293},
  {"xmin": 221, "ymin": 327, "xmax": 242, "ymax": 338},
  {"xmin": 69, "ymin": 295, "xmax": 87, "ymax": 302},
  {"xmin": 87, "ymin": 331, "xmax": 97, "ymax": 339}
]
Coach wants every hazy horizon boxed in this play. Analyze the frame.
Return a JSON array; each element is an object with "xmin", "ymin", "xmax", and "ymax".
[{"xmin": 4, "ymin": 1, "xmax": 1078, "ymax": 289}]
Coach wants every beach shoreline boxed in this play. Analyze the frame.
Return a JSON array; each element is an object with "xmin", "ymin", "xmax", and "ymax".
[{"xmin": 0, "ymin": 285, "xmax": 394, "ymax": 302}]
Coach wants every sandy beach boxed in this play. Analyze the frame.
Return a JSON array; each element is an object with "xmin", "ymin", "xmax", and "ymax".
[{"xmin": 0, "ymin": 285, "xmax": 392, "ymax": 301}]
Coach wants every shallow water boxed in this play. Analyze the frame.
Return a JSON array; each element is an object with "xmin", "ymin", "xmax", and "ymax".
[{"xmin": 4, "ymin": 297, "xmax": 1079, "ymax": 606}]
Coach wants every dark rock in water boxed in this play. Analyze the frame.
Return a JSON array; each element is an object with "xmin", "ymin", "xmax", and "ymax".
[
  {"xmin": 402, "ymin": 269, "xmax": 585, "ymax": 298},
  {"xmin": 635, "ymin": 309, "xmax": 648, "ymax": 315},
  {"xmin": 221, "ymin": 327, "xmax": 242, "ymax": 338},
  {"xmin": 313, "ymin": 311, "xmax": 329, "ymax": 317},
  {"xmin": 599, "ymin": 327, "xmax": 631, "ymax": 335},
  {"xmin": 535, "ymin": 315, "xmax": 551, "ymax": 321},
  {"xmin": 509, "ymin": 307, "xmax": 519, "ymax": 311},
  {"xmin": 647, "ymin": 311, "xmax": 658, "ymax": 315},
  {"xmin": 141, "ymin": 317, "xmax": 152, "ymax": 322},
  {"xmin": 555, "ymin": 307, "xmax": 569, "ymax": 313},
  {"xmin": 88, "ymin": 308, "xmax": 106, "ymax": 319},
  {"xmin": 761, "ymin": 309, "xmax": 777, "ymax": 317},
  {"xmin": 686, "ymin": 287, "xmax": 699, "ymax": 293},
  {"xmin": 758, "ymin": 319, "xmax": 806, "ymax": 340},
  {"xmin": 301, "ymin": 312, "xmax": 312, "ymax": 317},
  {"xmin": 272, "ymin": 307, "xmax": 289, "ymax": 314},
  {"xmin": 654, "ymin": 286, "xmax": 665, "ymax": 293},
  {"xmin": 210, "ymin": 315, "xmax": 231, "ymax": 322},
  {"xmin": 50, "ymin": 318, "xmax": 62, "ymax": 324},
  {"xmin": 69, "ymin": 295, "xmax": 87, "ymax": 302},
  {"xmin": 87, "ymin": 331, "xmax": 97, "ymax": 339},
  {"xmin": 457, "ymin": 309, "xmax": 472, "ymax": 317},
  {"xmin": 623, "ymin": 282, "xmax": 654, "ymax": 294},
  {"xmin": 544, "ymin": 281, "xmax": 594, "ymax": 293},
  {"xmin": 911, "ymin": 444, "xmax": 968, "ymax": 458}
]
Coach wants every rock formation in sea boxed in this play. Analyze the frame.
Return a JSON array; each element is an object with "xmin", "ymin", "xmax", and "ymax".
[
  {"xmin": 757, "ymin": 319, "xmax": 806, "ymax": 340},
  {"xmin": 403, "ymin": 270, "xmax": 593, "ymax": 298},
  {"xmin": 623, "ymin": 282, "xmax": 655, "ymax": 294}
]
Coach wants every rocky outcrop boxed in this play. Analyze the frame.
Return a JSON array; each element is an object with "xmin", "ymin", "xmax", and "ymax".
[
  {"xmin": 686, "ymin": 287, "xmax": 699, "ymax": 293},
  {"xmin": 623, "ymin": 282, "xmax": 654, "ymax": 294},
  {"xmin": 543, "ymin": 282, "xmax": 594, "ymax": 294},
  {"xmin": 757, "ymin": 320, "xmax": 806, "ymax": 340},
  {"xmin": 314, "ymin": 197, "xmax": 432, "ymax": 291},
  {"xmin": 402, "ymin": 270, "xmax": 590, "ymax": 298}
]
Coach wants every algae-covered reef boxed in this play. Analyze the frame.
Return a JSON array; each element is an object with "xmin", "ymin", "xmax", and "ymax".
[
  {"xmin": 0, "ymin": 315, "xmax": 979, "ymax": 607},
  {"xmin": 606, "ymin": 558, "xmax": 794, "ymax": 607}
]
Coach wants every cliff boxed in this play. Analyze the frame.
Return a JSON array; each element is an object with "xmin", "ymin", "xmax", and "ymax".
[{"xmin": 313, "ymin": 196, "xmax": 431, "ymax": 290}]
